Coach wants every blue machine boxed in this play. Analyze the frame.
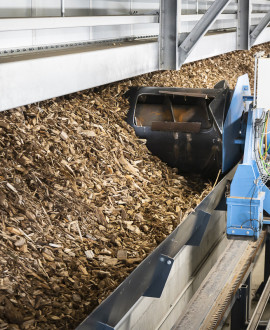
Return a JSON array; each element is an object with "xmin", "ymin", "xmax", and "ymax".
[
  {"xmin": 226, "ymin": 58, "xmax": 270, "ymax": 239},
  {"xmin": 126, "ymin": 54, "xmax": 270, "ymax": 240}
]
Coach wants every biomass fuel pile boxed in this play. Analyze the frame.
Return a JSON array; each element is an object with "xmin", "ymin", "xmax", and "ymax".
[{"xmin": 0, "ymin": 43, "xmax": 269, "ymax": 329}]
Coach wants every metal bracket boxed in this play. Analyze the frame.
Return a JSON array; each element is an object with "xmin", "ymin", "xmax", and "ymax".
[
  {"xmin": 243, "ymin": 96, "xmax": 253, "ymax": 102},
  {"xmin": 143, "ymin": 254, "xmax": 174, "ymax": 298},
  {"xmin": 185, "ymin": 210, "xmax": 211, "ymax": 246},
  {"xmin": 179, "ymin": 0, "xmax": 231, "ymax": 65}
]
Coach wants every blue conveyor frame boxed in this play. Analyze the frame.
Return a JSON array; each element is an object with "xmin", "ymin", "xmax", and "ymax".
[{"xmin": 225, "ymin": 75, "xmax": 270, "ymax": 238}]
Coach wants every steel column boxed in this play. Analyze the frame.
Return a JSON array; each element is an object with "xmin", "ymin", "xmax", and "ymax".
[
  {"xmin": 61, "ymin": 0, "xmax": 65, "ymax": 17},
  {"xmin": 179, "ymin": 0, "xmax": 232, "ymax": 65},
  {"xmin": 237, "ymin": 0, "xmax": 251, "ymax": 50},
  {"xmin": 159, "ymin": 0, "xmax": 179, "ymax": 70},
  {"xmin": 250, "ymin": 10, "xmax": 270, "ymax": 46}
]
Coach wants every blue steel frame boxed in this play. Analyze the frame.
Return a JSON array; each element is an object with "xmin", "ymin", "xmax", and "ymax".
[
  {"xmin": 226, "ymin": 76, "xmax": 270, "ymax": 239},
  {"xmin": 222, "ymin": 75, "xmax": 251, "ymax": 173}
]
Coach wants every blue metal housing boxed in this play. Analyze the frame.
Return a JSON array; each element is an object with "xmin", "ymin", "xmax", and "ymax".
[
  {"xmin": 222, "ymin": 74, "xmax": 251, "ymax": 173},
  {"xmin": 226, "ymin": 75, "xmax": 270, "ymax": 239}
]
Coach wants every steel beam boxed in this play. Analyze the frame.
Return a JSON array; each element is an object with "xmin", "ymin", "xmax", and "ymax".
[
  {"xmin": 237, "ymin": 0, "xmax": 251, "ymax": 50},
  {"xmin": 179, "ymin": 0, "xmax": 232, "ymax": 65},
  {"xmin": 250, "ymin": 10, "xmax": 270, "ymax": 46},
  {"xmin": 0, "ymin": 15, "xmax": 159, "ymax": 32},
  {"xmin": 159, "ymin": 0, "xmax": 179, "ymax": 70}
]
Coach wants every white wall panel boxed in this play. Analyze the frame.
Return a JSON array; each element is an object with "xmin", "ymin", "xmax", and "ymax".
[
  {"xmin": 0, "ymin": 0, "xmax": 31, "ymax": 17},
  {"xmin": 65, "ymin": 0, "xmax": 91, "ymax": 16},
  {"xmin": 186, "ymin": 31, "xmax": 238, "ymax": 63},
  {"xmin": 254, "ymin": 26, "xmax": 270, "ymax": 45},
  {"xmin": 34, "ymin": 0, "xmax": 61, "ymax": 17},
  {"xmin": 257, "ymin": 58, "xmax": 270, "ymax": 109},
  {"xmin": 35, "ymin": 27, "xmax": 90, "ymax": 44},
  {"xmin": 131, "ymin": 0, "xmax": 159, "ymax": 14},
  {"xmin": 130, "ymin": 23, "xmax": 158, "ymax": 36},
  {"xmin": 91, "ymin": 23, "xmax": 158, "ymax": 41},
  {"xmin": 0, "ymin": 41, "xmax": 159, "ymax": 111},
  {"xmin": 91, "ymin": 25, "xmax": 132, "ymax": 41},
  {"xmin": 90, "ymin": 0, "xmax": 130, "ymax": 15},
  {"xmin": 0, "ymin": 30, "xmax": 32, "ymax": 49}
]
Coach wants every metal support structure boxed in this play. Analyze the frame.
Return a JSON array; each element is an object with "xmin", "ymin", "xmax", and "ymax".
[
  {"xmin": 247, "ymin": 275, "xmax": 270, "ymax": 329},
  {"xmin": 237, "ymin": 0, "xmax": 251, "ymax": 50},
  {"xmin": 250, "ymin": 10, "xmax": 270, "ymax": 46},
  {"xmin": 253, "ymin": 226, "xmax": 270, "ymax": 302},
  {"xmin": 264, "ymin": 227, "xmax": 270, "ymax": 284},
  {"xmin": 159, "ymin": 0, "xmax": 179, "ymax": 70},
  {"xmin": 61, "ymin": 0, "xmax": 65, "ymax": 17},
  {"xmin": 231, "ymin": 283, "xmax": 249, "ymax": 330},
  {"xmin": 179, "ymin": 0, "xmax": 232, "ymax": 65}
]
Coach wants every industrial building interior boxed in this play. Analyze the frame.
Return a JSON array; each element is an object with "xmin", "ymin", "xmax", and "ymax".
[{"xmin": 1, "ymin": 1, "xmax": 270, "ymax": 329}]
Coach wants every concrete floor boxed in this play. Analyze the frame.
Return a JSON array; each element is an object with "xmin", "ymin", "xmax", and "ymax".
[{"xmin": 223, "ymin": 245, "xmax": 270, "ymax": 329}]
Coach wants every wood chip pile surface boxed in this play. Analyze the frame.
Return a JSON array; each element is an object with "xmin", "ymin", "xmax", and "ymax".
[{"xmin": 0, "ymin": 43, "xmax": 269, "ymax": 330}]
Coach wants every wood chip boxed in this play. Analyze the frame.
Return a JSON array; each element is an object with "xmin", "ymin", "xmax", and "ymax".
[
  {"xmin": 85, "ymin": 250, "xmax": 94, "ymax": 259},
  {"xmin": 60, "ymin": 131, "xmax": 68, "ymax": 140},
  {"xmin": 14, "ymin": 237, "xmax": 26, "ymax": 247},
  {"xmin": 81, "ymin": 130, "xmax": 96, "ymax": 137},
  {"xmin": 78, "ymin": 265, "xmax": 88, "ymax": 275},
  {"xmin": 0, "ymin": 42, "xmax": 266, "ymax": 330},
  {"xmin": 0, "ymin": 120, "xmax": 10, "ymax": 129},
  {"xmin": 6, "ymin": 227, "xmax": 22, "ymax": 236},
  {"xmin": 117, "ymin": 250, "xmax": 128, "ymax": 261},
  {"xmin": 96, "ymin": 208, "xmax": 108, "ymax": 227},
  {"xmin": 4, "ymin": 299, "xmax": 24, "ymax": 325}
]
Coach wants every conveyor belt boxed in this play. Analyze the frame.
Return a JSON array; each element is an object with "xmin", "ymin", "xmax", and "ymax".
[
  {"xmin": 174, "ymin": 232, "xmax": 266, "ymax": 329},
  {"xmin": 76, "ymin": 169, "xmax": 232, "ymax": 329},
  {"xmin": 76, "ymin": 167, "xmax": 267, "ymax": 330}
]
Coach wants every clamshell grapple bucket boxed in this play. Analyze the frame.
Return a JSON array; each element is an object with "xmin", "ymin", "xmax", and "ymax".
[{"xmin": 127, "ymin": 81, "xmax": 233, "ymax": 178}]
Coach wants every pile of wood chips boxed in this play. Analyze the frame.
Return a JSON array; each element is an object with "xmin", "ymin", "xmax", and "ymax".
[{"xmin": 0, "ymin": 43, "xmax": 269, "ymax": 330}]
